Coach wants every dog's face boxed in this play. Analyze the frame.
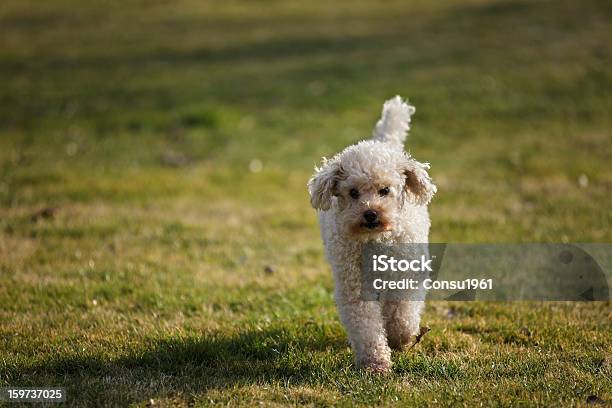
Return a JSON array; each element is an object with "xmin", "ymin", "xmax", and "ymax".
[
  {"xmin": 308, "ymin": 141, "xmax": 436, "ymax": 238},
  {"xmin": 333, "ymin": 169, "xmax": 399, "ymax": 236}
]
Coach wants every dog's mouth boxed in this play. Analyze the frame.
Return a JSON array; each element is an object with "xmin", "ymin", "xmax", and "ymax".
[
  {"xmin": 361, "ymin": 221, "xmax": 381, "ymax": 230},
  {"xmin": 350, "ymin": 213, "xmax": 391, "ymax": 235},
  {"xmin": 355, "ymin": 221, "xmax": 390, "ymax": 233}
]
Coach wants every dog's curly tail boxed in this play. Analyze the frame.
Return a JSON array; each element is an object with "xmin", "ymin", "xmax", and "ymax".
[{"xmin": 372, "ymin": 95, "xmax": 415, "ymax": 147}]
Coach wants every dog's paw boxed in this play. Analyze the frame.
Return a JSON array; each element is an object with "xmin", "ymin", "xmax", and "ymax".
[
  {"xmin": 357, "ymin": 355, "xmax": 392, "ymax": 374},
  {"xmin": 387, "ymin": 331, "xmax": 413, "ymax": 351},
  {"xmin": 386, "ymin": 321, "xmax": 417, "ymax": 350},
  {"xmin": 389, "ymin": 325, "xmax": 431, "ymax": 351}
]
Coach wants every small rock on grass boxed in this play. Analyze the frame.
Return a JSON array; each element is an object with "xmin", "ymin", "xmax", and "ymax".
[
  {"xmin": 586, "ymin": 395, "xmax": 604, "ymax": 405},
  {"xmin": 31, "ymin": 206, "xmax": 58, "ymax": 222}
]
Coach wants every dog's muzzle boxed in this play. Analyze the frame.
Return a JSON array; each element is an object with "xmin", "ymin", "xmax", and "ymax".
[{"xmin": 362, "ymin": 210, "xmax": 380, "ymax": 229}]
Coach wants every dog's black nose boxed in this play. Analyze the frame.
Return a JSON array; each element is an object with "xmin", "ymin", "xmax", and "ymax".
[{"xmin": 363, "ymin": 210, "xmax": 378, "ymax": 223}]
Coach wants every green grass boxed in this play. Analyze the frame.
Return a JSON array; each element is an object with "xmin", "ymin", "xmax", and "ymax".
[{"xmin": 1, "ymin": 0, "xmax": 611, "ymax": 406}]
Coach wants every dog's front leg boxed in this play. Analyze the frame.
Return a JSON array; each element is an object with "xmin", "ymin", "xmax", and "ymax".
[{"xmin": 336, "ymin": 298, "xmax": 392, "ymax": 373}]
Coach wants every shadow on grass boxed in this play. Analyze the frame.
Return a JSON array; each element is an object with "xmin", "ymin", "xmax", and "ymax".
[{"xmin": 10, "ymin": 326, "xmax": 349, "ymax": 405}]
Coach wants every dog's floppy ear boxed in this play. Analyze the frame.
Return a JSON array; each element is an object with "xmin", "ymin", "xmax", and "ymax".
[
  {"xmin": 400, "ymin": 155, "xmax": 437, "ymax": 206},
  {"xmin": 308, "ymin": 158, "xmax": 343, "ymax": 210}
]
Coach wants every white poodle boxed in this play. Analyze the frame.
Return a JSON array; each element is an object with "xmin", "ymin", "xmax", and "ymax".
[{"xmin": 308, "ymin": 96, "xmax": 436, "ymax": 373}]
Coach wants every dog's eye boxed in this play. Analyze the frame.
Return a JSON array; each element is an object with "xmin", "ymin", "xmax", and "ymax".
[
  {"xmin": 379, "ymin": 187, "xmax": 390, "ymax": 196},
  {"xmin": 349, "ymin": 188, "xmax": 360, "ymax": 199}
]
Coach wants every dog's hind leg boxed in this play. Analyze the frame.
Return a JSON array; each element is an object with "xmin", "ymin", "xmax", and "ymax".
[{"xmin": 383, "ymin": 300, "xmax": 423, "ymax": 350}]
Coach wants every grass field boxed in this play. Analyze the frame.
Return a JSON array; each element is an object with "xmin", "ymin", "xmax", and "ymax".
[{"xmin": 1, "ymin": 0, "xmax": 611, "ymax": 406}]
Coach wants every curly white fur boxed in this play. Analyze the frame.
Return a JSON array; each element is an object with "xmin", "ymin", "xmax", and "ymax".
[
  {"xmin": 372, "ymin": 95, "xmax": 416, "ymax": 146},
  {"xmin": 308, "ymin": 96, "xmax": 436, "ymax": 373}
]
